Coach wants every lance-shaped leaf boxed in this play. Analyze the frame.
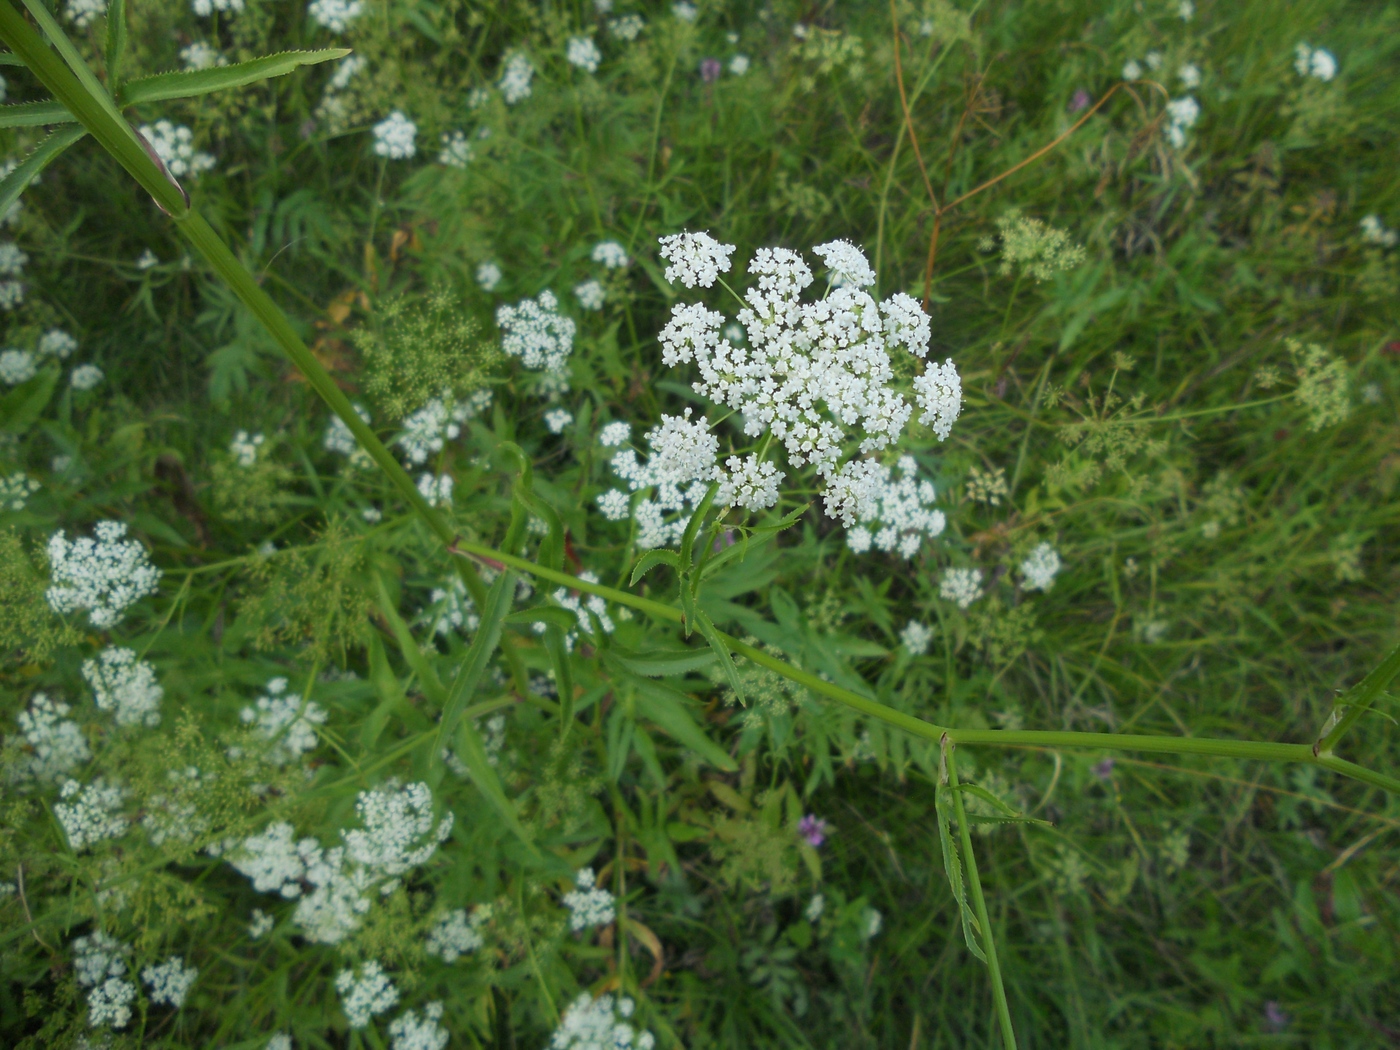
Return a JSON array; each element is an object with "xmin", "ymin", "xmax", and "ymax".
[
  {"xmin": 0, "ymin": 100, "xmax": 74, "ymax": 127},
  {"xmin": 935, "ymin": 779, "xmax": 987, "ymax": 962},
  {"xmin": 0, "ymin": 125, "xmax": 85, "ymax": 225},
  {"xmin": 118, "ymin": 49, "xmax": 350, "ymax": 106},
  {"xmin": 693, "ymin": 607, "xmax": 744, "ymax": 707}
]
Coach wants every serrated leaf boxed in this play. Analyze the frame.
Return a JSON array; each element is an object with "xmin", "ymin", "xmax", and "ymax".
[
  {"xmin": 694, "ymin": 608, "xmax": 744, "ymax": 707},
  {"xmin": 503, "ymin": 605, "xmax": 577, "ymax": 631},
  {"xmin": 0, "ymin": 124, "xmax": 85, "ymax": 227},
  {"xmin": 936, "ymin": 781, "xmax": 986, "ymax": 962},
  {"xmin": 105, "ymin": 0, "xmax": 128, "ymax": 88},
  {"xmin": 679, "ymin": 480, "xmax": 719, "ymax": 572},
  {"xmin": 117, "ymin": 49, "xmax": 350, "ymax": 105},
  {"xmin": 436, "ymin": 570, "xmax": 512, "ymax": 752},
  {"xmin": 0, "ymin": 366, "xmax": 59, "ymax": 434},
  {"xmin": 629, "ymin": 547, "xmax": 680, "ymax": 585},
  {"xmin": 612, "ymin": 646, "xmax": 716, "ymax": 678},
  {"xmin": 956, "ymin": 783, "xmax": 1052, "ymax": 826},
  {"xmin": 0, "ymin": 101, "xmax": 74, "ymax": 128}
]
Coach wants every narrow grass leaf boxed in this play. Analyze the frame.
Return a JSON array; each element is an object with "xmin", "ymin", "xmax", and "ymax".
[{"xmin": 118, "ymin": 50, "xmax": 350, "ymax": 105}]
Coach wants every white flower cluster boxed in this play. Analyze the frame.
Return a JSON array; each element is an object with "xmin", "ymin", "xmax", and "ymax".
[
  {"xmin": 940, "ymin": 567, "xmax": 983, "ymax": 609},
  {"xmin": 438, "ymin": 130, "xmax": 472, "ymax": 168},
  {"xmin": 609, "ymin": 13, "xmax": 644, "ymax": 40},
  {"xmin": 0, "ymin": 348, "xmax": 35, "ymax": 384},
  {"xmin": 497, "ymin": 290, "xmax": 576, "ymax": 388},
  {"xmin": 231, "ymin": 430, "xmax": 264, "ymax": 466},
  {"xmin": 373, "ymin": 111, "xmax": 418, "ymax": 160},
  {"xmin": 1294, "ymin": 43, "xmax": 1337, "ymax": 82},
  {"xmin": 499, "ymin": 52, "xmax": 534, "ymax": 104},
  {"xmin": 1019, "ymin": 542, "xmax": 1062, "ymax": 592},
  {"xmin": 71, "ymin": 364, "xmax": 104, "ymax": 391},
  {"xmin": 832, "ymin": 456, "xmax": 945, "ymax": 558},
  {"xmin": 142, "ymin": 765, "xmax": 209, "ymax": 846},
  {"xmin": 64, "ymin": 0, "xmax": 105, "ymax": 28},
  {"xmin": 56, "ymin": 778, "xmax": 128, "ymax": 851},
  {"xmin": 180, "ymin": 41, "xmax": 225, "ymax": 70},
  {"xmin": 1164, "ymin": 96, "xmax": 1200, "ymax": 148},
  {"xmin": 142, "ymin": 956, "xmax": 197, "ymax": 1008},
  {"xmin": 46, "ymin": 521, "xmax": 162, "ymax": 628},
  {"xmin": 224, "ymin": 782, "xmax": 452, "ymax": 945},
  {"xmin": 575, "ymin": 279, "xmax": 605, "ymax": 311},
  {"xmin": 900, "ymin": 620, "xmax": 932, "ymax": 656},
  {"xmin": 426, "ymin": 575, "xmax": 479, "ymax": 636},
  {"xmin": 0, "ymin": 470, "xmax": 39, "ymax": 510},
  {"xmin": 308, "ymin": 0, "xmax": 363, "ymax": 32},
  {"xmin": 325, "ymin": 402, "xmax": 373, "ymax": 466},
  {"xmin": 567, "ymin": 36, "xmax": 602, "ymax": 74},
  {"xmin": 14, "ymin": 692, "xmax": 90, "ymax": 782},
  {"xmin": 592, "ymin": 240, "xmax": 629, "ymax": 269},
  {"xmin": 562, "ymin": 867, "xmax": 616, "ymax": 931},
  {"xmin": 657, "ymin": 230, "xmax": 735, "ymax": 288},
  {"xmin": 39, "ymin": 328, "xmax": 78, "ymax": 359},
  {"xmin": 1360, "ymin": 214, "xmax": 1398, "ymax": 248},
  {"xmin": 545, "ymin": 407, "xmax": 574, "ymax": 433},
  {"xmin": 192, "ymin": 0, "xmax": 243, "ymax": 15},
  {"xmin": 396, "ymin": 391, "xmax": 489, "ymax": 464},
  {"xmin": 538, "ymin": 572, "xmax": 615, "ymax": 649},
  {"xmin": 476, "ymin": 262, "xmax": 503, "ymax": 290},
  {"xmin": 248, "ymin": 908, "xmax": 274, "ymax": 939},
  {"xmin": 389, "ymin": 1001, "xmax": 449, "ymax": 1050},
  {"xmin": 549, "ymin": 994, "xmax": 655, "ymax": 1050},
  {"xmin": 598, "ymin": 420, "xmax": 630, "ymax": 446},
  {"xmin": 336, "ymin": 960, "xmax": 399, "ymax": 1029},
  {"xmin": 417, "ymin": 472, "xmax": 454, "ymax": 508},
  {"xmin": 425, "ymin": 905, "xmax": 491, "ymax": 961},
  {"xmin": 82, "ymin": 646, "xmax": 164, "ymax": 727},
  {"xmin": 0, "ymin": 241, "xmax": 26, "ymax": 276},
  {"xmin": 239, "ymin": 677, "xmax": 327, "ymax": 765},
  {"xmin": 730, "ymin": 55, "xmax": 750, "ymax": 75},
  {"xmin": 74, "ymin": 933, "xmax": 136, "ymax": 1029},
  {"xmin": 139, "ymin": 121, "xmax": 216, "ymax": 178}
]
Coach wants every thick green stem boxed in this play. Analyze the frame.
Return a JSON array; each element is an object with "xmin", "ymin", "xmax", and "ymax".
[
  {"xmin": 946, "ymin": 744, "xmax": 1017, "ymax": 1050},
  {"xmin": 7, "ymin": 0, "xmax": 1396, "ymax": 803}
]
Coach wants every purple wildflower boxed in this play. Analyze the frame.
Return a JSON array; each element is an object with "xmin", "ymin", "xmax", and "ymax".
[
  {"xmin": 1068, "ymin": 87, "xmax": 1092, "ymax": 114},
  {"xmin": 700, "ymin": 58, "xmax": 722, "ymax": 83},
  {"xmin": 1092, "ymin": 757, "xmax": 1115, "ymax": 781},
  {"xmin": 1262, "ymin": 1002, "xmax": 1288, "ymax": 1032},
  {"xmin": 798, "ymin": 814, "xmax": 829, "ymax": 847}
]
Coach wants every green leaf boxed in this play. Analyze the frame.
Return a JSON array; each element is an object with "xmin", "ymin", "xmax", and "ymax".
[
  {"xmin": 0, "ymin": 100, "xmax": 75, "ymax": 127},
  {"xmin": 544, "ymin": 623, "xmax": 574, "ymax": 730},
  {"xmin": 117, "ymin": 49, "xmax": 350, "ymax": 105},
  {"xmin": 956, "ymin": 784, "xmax": 1051, "ymax": 826},
  {"xmin": 454, "ymin": 716, "xmax": 540, "ymax": 858},
  {"xmin": 104, "ymin": 0, "xmax": 127, "ymax": 89},
  {"xmin": 694, "ymin": 608, "xmax": 744, "ymax": 707},
  {"xmin": 613, "ymin": 646, "xmax": 717, "ymax": 678},
  {"xmin": 0, "ymin": 125, "xmax": 84, "ymax": 233},
  {"xmin": 630, "ymin": 548, "xmax": 679, "ymax": 586},
  {"xmin": 374, "ymin": 574, "xmax": 446, "ymax": 703},
  {"xmin": 629, "ymin": 675, "xmax": 737, "ymax": 771},
  {"xmin": 436, "ymin": 570, "xmax": 512, "ymax": 752},
  {"xmin": 503, "ymin": 605, "xmax": 577, "ymax": 631},
  {"xmin": 0, "ymin": 365, "xmax": 59, "ymax": 434},
  {"xmin": 679, "ymin": 480, "xmax": 719, "ymax": 572},
  {"xmin": 936, "ymin": 781, "xmax": 987, "ymax": 962}
]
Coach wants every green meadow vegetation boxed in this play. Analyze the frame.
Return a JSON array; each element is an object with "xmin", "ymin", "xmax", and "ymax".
[{"xmin": 2, "ymin": 0, "xmax": 1398, "ymax": 1047}]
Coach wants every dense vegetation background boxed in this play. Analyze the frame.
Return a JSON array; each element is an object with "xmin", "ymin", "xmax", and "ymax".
[{"xmin": 2, "ymin": 0, "xmax": 1399, "ymax": 1047}]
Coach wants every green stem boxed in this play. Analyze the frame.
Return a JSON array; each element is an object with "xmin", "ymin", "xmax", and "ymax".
[
  {"xmin": 1316, "ymin": 640, "xmax": 1400, "ymax": 756},
  {"xmin": 9, "ymin": 0, "xmax": 1395, "ymax": 803},
  {"xmin": 946, "ymin": 745, "xmax": 1017, "ymax": 1050}
]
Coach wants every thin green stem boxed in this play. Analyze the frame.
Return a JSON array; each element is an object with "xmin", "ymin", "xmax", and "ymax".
[{"xmin": 946, "ymin": 744, "xmax": 1017, "ymax": 1050}]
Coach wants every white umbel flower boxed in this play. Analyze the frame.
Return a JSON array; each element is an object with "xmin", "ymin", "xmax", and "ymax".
[
  {"xmin": 913, "ymin": 359, "xmax": 962, "ymax": 439},
  {"xmin": 591, "ymin": 240, "xmax": 630, "ymax": 269},
  {"xmin": 74, "ymin": 932, "xmax": 127, "ymax": 988},
  {"xmin": 497, "ymin": 290, "xmax": 576, "ymax": 373},
  {"xmin": 499, "ymin": 52, "xmax": 534, "ymax": 104},
  {"xmin": 308, "ymin": 0, "xmax": 363, "ymax": 32},
  {"xmin": 0, "ymin": 470, "xmax": 39, "ymax": 510},
  {"xmin": 574, "ymin": 279, "xmax": 605, "ymax": 311},
  {"xmin": 717, "ymin": 454, "xmax": 783, "ymax": 512},
  {"xmin": 567, "ymin": 36, "xmax": 602, "ymax": 73},
  {"xmin": 248, "ymin": 909, "xmax": 275, "ymax": 938},
  {"xmin": 55, "ymin": 778, "xmax": 128, "ymax": 851},
  {"xmin": 598, "ymin": 421, "xmax": 631, "ymax": 446},
  {"xmin": 562, "ymin": 867, "xmax": 616, "ymax": 931},
  {"xmin": 658, "ymin": 230, "xmax": 735, "ymax": 288},
  {"xmin": 16, "ymin": 692, "xmax": 90, "ymax": 782},
  {"xmin": 87, "ymin": 974, "xmax": 137, "ymax": 1028},
  {"xmin": 0, "ymin": 348, "xmax": 35, "ymax": 384},
  {"xmin": 46, "ymin": 521, "xmax": 161, "ymax": 628},
  {"xmin": 1178, "ymin": 63, "xmax": 1200, "ymax": 89},
  {"xmin": 1360, "ymin": 214, "xmax": 1398, "ymax": 248},
  {"xmin": 139, "ymin": 121, "xmax": 216, "ymax": 178},
  {"xmin": 1020, "ymin": 542, "xmax": 1062, "ymax": 592},
  {"xmin": 324, "ymin": 403, "xmax": 373, "ymax": 465},
  {"xmin": 425, "ymin": 907, "xmax": 490, "ymax": 961},
  {"xmin": 595, "ymin": 489, "xmax": 630, "ymax": 520},
  {"xmin": 729, "ymin": 54, "xmax": 750, "ymax": 75},
  {"xmin": 900, "ymin": 620, "xmax": 932, "ymax": 656},
  {"xmin": 180, "ymin": 41, "xmax": 225, "ymax": 70},
  {"xmin": 437, "ymin": 131, "xmax": 471, "ymax": 168},
  {"xmin": 544, "ymin": 408, "xmax": 574, "ymax": 433},
  {"xmin": 65, "ymin": 0, "xmax": 105, "ymax": 28},
  {"xmin": 1294, "ymin": 43, "xmax": 1337, "ymax": 82},
  {"xmin": 335, "ymin": 961, "xmax": 399, "ymax": 1029},
  {"xmin": 239, "ymin": 677, "xmax": 327, "ymax": 765},
  {"xmin": 82, "ymin": 647, "xmax": 164, "ymax": 727},
  {"xmin": 1165, "ymin": 96, "xmax": 1199, "ymax": 149},
  {"xmin": 70, "ymin": 364, "xmax": 104, "ymax": 391},
  {"xmin": 396, "ymin": 395, "xmax": 475, "ymax": 464},
  {"xmin": 1122, "ymin": 59, "xmax": 1142, "ymax": 81},
  {"xmin": 38, "ymin": 328, "xmax": 78, "ymax": 359},
  {"xmin": 192, "ymin": 0, "xmax": 243, "ymax": 14},
  {"xmin": 389, "ymin": 1002, "xmax": 449, "ymax": 1050},
  {"xmin": 417, "ymin": 472, "xmax": 453, "ymax": 508},
  {"xmin": 142, "ymin": 956, "xmax": 197, "ymax": 1008},
  {"xmin": 230, "ymin": 430, "xmax": 264, "ymax": 466},
  {"xmin": 829, "ymin": 456, "xmax": 944, "ymax": 558},
  {"xmin": 609, "ymin": 13, "xmax": 644, "ymax": 40},
  {"xmin": 813, "ymin": 239, "xmax": 877, "ymax": 287},
  {"xmin": 939, "ymin": 567, "xmax": 983, "ymax": 609},
  {"xmin": 341, "ymin": 781, "xmax": 455, "ymax": 877},
  {"xmin": 0, "ymin": 241, "xmax": 27, "ymax": 276},
  {"xmin": 476, "ymin": 262, "xmax": 502, "ymax": 290},
  {"xmin": 373, "ymin": 111, "xmax": 417, "ymax": 159},
  {"xmin": 549, "ymin": 994, "xmax": 655, "ymax": 1050}
]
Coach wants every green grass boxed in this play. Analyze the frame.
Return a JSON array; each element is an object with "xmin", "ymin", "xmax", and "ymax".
[{"xmin": 3, "ymin": 0, "xmax": 1399, "ymax": 1048}]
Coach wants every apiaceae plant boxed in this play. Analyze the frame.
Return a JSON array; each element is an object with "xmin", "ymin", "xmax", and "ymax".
[{"xmin": 1, "ymin": 0, "xmax": 1397, "ymax": 1047}]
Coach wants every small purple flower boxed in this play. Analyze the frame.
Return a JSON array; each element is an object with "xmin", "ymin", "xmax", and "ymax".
[
  {"xmin": 1092, "ymin": 757, "xmax": 1115, "ymax": 781},
  {"xmin": 700, "ymin": 57, "xmax": 722, "ymax": 83},
  {"xmin": 712, "ymin": 529, "xmax": 735, "ymax": 552},
  {"xmin": 1262, "ymin": 1002, "xmax": 1288, "ymax": 1033},
  {"xmin": 1068, "ymin": 87, "xmax": 1092, "ymax": 114},
  {"xmin": 798, "ymin": 814, "xmax": 829, "ymax": 847}
]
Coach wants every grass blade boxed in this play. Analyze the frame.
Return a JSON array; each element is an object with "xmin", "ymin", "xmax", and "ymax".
[{"xmin": 118, "ymin": 49, "xmax": 350, "ymax": 105}]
